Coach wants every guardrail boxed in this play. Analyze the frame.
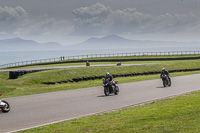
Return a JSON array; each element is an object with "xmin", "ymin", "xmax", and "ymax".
[{"xmin": 1, "ymin": 51, "xmax": 200, "ymax": 69}]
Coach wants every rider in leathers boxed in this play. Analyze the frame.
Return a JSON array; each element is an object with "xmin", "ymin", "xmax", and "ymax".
[
  {"xmin": 105, "ymin": 72, "xmax": 114, "ymax": 88},
  {"xmin": 160, "ymin": 68, "xmax": 171, "ymax": 84}
]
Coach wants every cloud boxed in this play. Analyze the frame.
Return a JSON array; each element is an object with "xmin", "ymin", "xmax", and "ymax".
[
  {"xmin": 0, "ymin": 6, "xmax": 27, "ymax": 22},
  {"xmin": 25, "ymin": 17, "xmax": 74, "ymax": 36},
  {"xmin": 72, "ymin": 3, "xmax": 200, "ymax": 36},
  {"xmin": 153, "ymin": 13, "xmax": 200, "ymax": 33},
  {"xmin": 73, "ymin": 3, "xmax": 112, "ymax": 19},
  {"xmin": 0, "ymin": 6, "xmax": 27, "ymax": 32},
  {"xmin": 1, "ymin": 3, "xmax": 200, "ymax": 43},
  {"xmin": 0, "ymin": 6, "xmax": 74, "ymax": 38}
]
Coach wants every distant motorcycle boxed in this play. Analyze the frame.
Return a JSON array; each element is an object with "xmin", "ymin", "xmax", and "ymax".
[
  {"xmin": 117, "ymin": 62, "xmax": 121, "ymax": 66},
  {"xmin": 103, "ymin": 79, "xmax": 119, "ymax": 96},
  {"xmin": 86, "ymin": 61, "xmax": 90, "ymax": 66},
  {"xmin": 161, "ymin": 74, "xmax": 171, "ymax": 87},
  {"xmin": 0, "ymin": 94, "xmax": 10, "ymax": 113}
]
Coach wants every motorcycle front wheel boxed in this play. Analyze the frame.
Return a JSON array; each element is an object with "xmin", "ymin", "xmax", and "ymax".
[
  {"xmin": 104, "ymin": 87, "xmax": 109, "ymax": 96},
  {"xmin": 163, "ymin": 80, "xmax": 167, "ymax": 87},
  {"xmin": 114, "ymin": 86, "xmax": 119, "ymax": 95},
  {"xmin": 1, "ymin": 100, "xmax": 10, "ymax": 113},
  {"xmin": 168, "ymin": 80, "xmax": 171, "ymax": 86}
]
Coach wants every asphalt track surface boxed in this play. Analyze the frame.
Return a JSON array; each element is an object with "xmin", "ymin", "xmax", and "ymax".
[{"xmin": 1, "ymin": 74, "xmax": 200, "ymax": 133}]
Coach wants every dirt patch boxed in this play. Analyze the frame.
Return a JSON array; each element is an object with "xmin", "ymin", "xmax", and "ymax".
[{"xmin": 66, "ymin": 70, "xmax": 76, "ymax": 74}]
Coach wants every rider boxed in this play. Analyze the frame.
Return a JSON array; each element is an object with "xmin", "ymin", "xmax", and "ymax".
[
  {"xmin": 105, "ymin": 72, "xmax": 114, "ymax": 87},
  {"xmin": 105, "ymin": 72, "xmax": 113, "ymax": 81},
  {"xmin": 160, "ymin": 68, "xmax": 171, "ymax": 84},
  {"xmin": 117, "ymin": 61, "xmax": 121, "ymax": 66},
  {"xmin": 86, "ymin": 61, "xmax": 90, "ymax": 66}
]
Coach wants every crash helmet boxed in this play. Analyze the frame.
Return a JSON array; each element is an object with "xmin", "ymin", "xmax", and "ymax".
[
  {"xmin": 106, "ymin": 72, "xmax": 110, "ymax": 76},
  {"xmin": 162, "ymin": 68, "xmax": 166, "ymax": 71}
]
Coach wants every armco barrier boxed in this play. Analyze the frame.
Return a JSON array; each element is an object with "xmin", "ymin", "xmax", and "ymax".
[{"xmin": 42, "ymin": 68, "xmax": 200, "ymax": 85}]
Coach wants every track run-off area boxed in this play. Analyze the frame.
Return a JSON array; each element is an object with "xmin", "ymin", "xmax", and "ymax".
[{"xmin": 0, "ymin": 73, "xmax": 200, "ymax": 133}]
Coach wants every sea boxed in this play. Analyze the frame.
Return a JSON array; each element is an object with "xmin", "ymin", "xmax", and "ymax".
[{"xmin": 0, "ymin": 45, "xmax": 200, "ymax": 66}]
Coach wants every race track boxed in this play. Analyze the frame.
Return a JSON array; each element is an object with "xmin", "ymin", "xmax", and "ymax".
[
  {"xmin": 1, "ymin": 74, "xmax": 200, "ymax": 133},
  {"xmin": 0, "ymin": 63, "xmax": 158, "ymax": 72}
]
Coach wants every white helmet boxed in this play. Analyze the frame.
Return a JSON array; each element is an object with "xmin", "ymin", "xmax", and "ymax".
[
  {"xmin": 162, "ymin": 68, "xmax": 166, "ymax": 71},
  {"xmin": 106, "ymin": 72, "xmax": 110, "ymax": 75}
]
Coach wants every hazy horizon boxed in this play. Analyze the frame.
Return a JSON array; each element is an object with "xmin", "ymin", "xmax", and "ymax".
[{"xmin": 1, "ymin": 0, "xmax": 200, "ymax": 45}]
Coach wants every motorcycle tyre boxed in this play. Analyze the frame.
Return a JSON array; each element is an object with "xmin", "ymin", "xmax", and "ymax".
[
  {"xmin": 104, "ymin": 87, "xmax": 109, "ymax": 96},
  {"xmin": 114, "ymin": 86, "xmax": 119, "ymax": 95},
  {"xmin": 163, "ymin": 80, "xmax": 167, "ymax": 87},
  {"xmin": 168, "ymin": 81, "xmax": 171, "ymax": 86},
  {"xmin": 1, "ymin": 100, "xmax": 10, "ymax": 113}
]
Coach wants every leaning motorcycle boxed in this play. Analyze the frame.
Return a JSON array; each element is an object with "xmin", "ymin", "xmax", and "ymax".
[
  {"xmin": 0, "ymin": 94, "xmax": 10, "ymax": 113},
  {"xmin": 161, "ymin": 74, "xmax": 171, "ymax": 87},
  {"xmin": 103, "ymin": 79, "xmax": 119, "ymax": 96}
]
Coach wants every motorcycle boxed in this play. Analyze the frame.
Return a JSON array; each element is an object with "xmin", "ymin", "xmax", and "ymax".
[
  {"xmin": 117, "ymin": 62, "xmax": 121, "ymax": 66},
  {"xmin": 161, "ymin": 74, "xmax": 171, "ymax": 87},
  {"xmin": 86, "ymin": 61, "xmax": 90, "ymax": 66},
  {"xmin": 103, "ymin": 79, "xmax": 119, "ymax": 96},
  {"xmin": 0, "ymin": 94, "xmax": 10, "ymax": 113}
]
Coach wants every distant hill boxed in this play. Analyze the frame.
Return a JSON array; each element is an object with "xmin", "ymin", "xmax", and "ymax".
[
  {"xmin": 1, "ymin": 35, "xmax": 199, "ymax": 51},
  {"xmin": 66, "ymin": 35, "xmax": 200, "ymax": 50},
  {"xmin": 0, "ymin": 38, "xmax": 62, "ymax": 51}
]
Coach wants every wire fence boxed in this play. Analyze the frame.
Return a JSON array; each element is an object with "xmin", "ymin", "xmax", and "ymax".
[{"xmin": 1, "ymin": 51, "xmax": 200, "ymax": 69}]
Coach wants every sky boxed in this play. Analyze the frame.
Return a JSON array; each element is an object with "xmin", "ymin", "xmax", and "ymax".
[{"xmin": 0, "ymin": 0, "xmax": 200, "ymax": 45}]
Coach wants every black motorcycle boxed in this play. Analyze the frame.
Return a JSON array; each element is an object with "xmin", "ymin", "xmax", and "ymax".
[
  {"xmin": 103, "ymin": 79, "xmax": 119, "ymax": 96},
  {"xmin": 0, "ymin": 94, "xmax": 10, "ymax": 113},
  {"xmin": 86, "ymin": 61, "xmax": 90, "ymax": 66},
  {"xmin": 161, "ymin": 74, "xmax": 171, "ymax": 87}
]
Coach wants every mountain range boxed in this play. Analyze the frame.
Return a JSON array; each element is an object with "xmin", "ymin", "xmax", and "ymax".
[
  {"xmin": 0, "ymin": 35, "xmax": 199, "ymax": 51},
  {"xmin": 66, "ymin": 35, "xmax": 200, "ymax": 49},
  {"xmin": 0, "ymin": 38, "xmax": 62, "ymax": 51}
]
